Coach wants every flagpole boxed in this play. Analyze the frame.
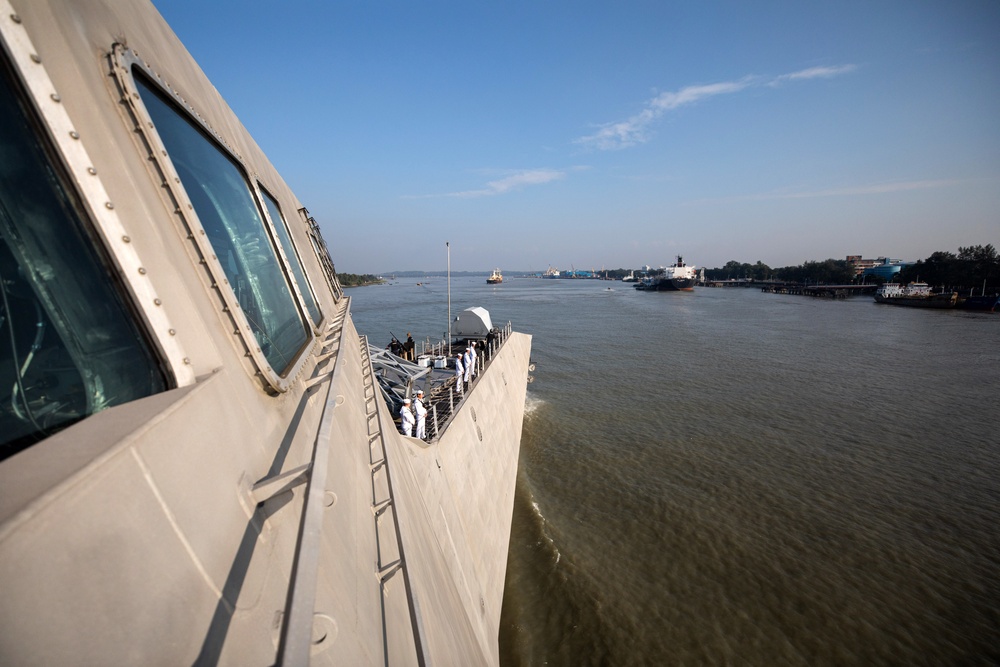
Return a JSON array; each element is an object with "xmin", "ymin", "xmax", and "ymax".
[{"xmin": 447, "ymin": 241, "xmax": 451, "ymax": 356}]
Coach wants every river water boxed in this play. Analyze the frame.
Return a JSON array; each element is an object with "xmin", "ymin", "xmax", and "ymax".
[{"xmin": 349, "ymin": 276, "xmax": 999, "ymax": 666}]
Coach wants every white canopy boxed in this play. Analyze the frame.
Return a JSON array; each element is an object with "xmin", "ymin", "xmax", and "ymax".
[{"xmin": 452, "ymin": 306, "xmax": 493, "ymax": 338}]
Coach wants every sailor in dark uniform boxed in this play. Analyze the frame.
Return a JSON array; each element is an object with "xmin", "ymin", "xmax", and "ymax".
[{"xmin": 404, "ymin": 333, "xmax": 415, "ymax": 361}]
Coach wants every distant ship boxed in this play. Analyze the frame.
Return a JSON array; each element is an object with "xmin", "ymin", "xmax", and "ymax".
[
  {"xmin": 542, "ymin": 266, "xmax": 560, "ymax": 279},
  {"xmin": 487, "ymin": 268, "xmax": 503, "ymax": 284},
  {"xmin": 637, "ymin": 256, "xmax": 697, "ymax": 291},
  {"xmin": 874, "ymin": 282, "xmax": 958, "ymax": 308}
]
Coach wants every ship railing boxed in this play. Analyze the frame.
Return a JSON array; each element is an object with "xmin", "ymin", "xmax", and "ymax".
[
  {"xmin": 274, "ymin": 326, "xmax": 430, "ymax": 665},
  {"xmin": 299, "ymin": 207, "xmax": 344, "ymax": 302},
  {"xmin": 370, "ymin": 321, "xmax": 513, "ymax": 442},
  {"xmin": 416, "ymin": 339, "xmax": 450, "ymax": 358},
  {"xmin": 422, "ymin": 321, "xmax": 512, "ymax": 441},
  {"xmin": 273, "ymin": 298, "xmax": 353, "ymax": 665}
]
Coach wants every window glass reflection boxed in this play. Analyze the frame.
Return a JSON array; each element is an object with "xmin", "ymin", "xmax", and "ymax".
[
  {"xmin": 0, "ymin": 65, "xmax": 167, "ymax": 460},
  {"xmin": 135, "ymin": 75, "xmax": 309, "ymax": 373},
  {"xmin": 260, "ymin": 190, "xmax": 321, "ymax": 326}
]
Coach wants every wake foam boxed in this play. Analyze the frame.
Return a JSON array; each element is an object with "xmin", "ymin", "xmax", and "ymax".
[
  {"xmin": 524, "ymin": 391, "xmax": 546, "ymax": 417},
  {"xmin": 530, "ymin": 498, "xmax": 561, "ymax": 566}
]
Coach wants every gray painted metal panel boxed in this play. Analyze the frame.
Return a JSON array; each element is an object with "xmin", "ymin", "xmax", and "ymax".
[{"xmin": 0, "ymin": 2, "xmax": 529, "ymax": 665}]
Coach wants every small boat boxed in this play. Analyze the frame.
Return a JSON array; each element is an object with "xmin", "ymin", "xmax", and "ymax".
[{"xmin": 487, "ymin": 268, "xmax": 503, "ymax": 284}]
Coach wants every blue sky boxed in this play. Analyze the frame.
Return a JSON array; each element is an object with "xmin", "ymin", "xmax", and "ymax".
[{"xmin": 153, "ymin": 1, "xmax": 999, "ymax": 273}]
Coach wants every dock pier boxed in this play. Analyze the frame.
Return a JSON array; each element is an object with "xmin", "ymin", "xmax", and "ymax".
[{"xmin": 759, "ymin": 283, "xmax": 878, "ymax": 299}]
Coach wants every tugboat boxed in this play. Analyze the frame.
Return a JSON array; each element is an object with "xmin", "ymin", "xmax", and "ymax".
[
  {"xmin": 487, "ymin": 268, "xmax": 503, "ymax": 284},
  {"xmin": 641, "ymin": 256, "xmax": 697, "ymax": 291}
]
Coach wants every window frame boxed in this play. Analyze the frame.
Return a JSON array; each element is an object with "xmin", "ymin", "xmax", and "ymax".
[
  {"xmin": 0, "ymin": 15, "xmax": 191, "ymax": 388},
  {"xmin": 110, "ymin": 45, "xmax": 316, "ymax": 393},
  {"xmin": 256, "ymin": 183, "xmax": 324, "ymax": 331},
  {"xmin": 299, "ymin": 207, "xmax": 345, "ymax": 303}
]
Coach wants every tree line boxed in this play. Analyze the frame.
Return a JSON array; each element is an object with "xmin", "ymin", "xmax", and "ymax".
[
  {"xmin": 700, "ymin": 244, "xmax": 998, "ymax": 290},
  {"xmin": 338, "ymin": 273, "xmax": 384, "ymax": 287},
  {"xmin": 600, "ymin": 260, "xmax": 856, "ymax": 283},
  {"xmin": 703, "ymin": 259, "xmax": 854, "ymax": 284},
  {"xmin": 599, "ymin": 244, "xmax": 998, "ymax": 290},
  {"xmin": 896, "ymin": 245, "xmax": 998, "ymax": 292}
]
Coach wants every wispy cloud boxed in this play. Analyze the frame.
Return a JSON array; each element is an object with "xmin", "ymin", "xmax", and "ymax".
[
  {"xmin": 768, "ymin": 64, "xmax": 857, "ymax": 87},
  {"xmin": 446, "ymin": 169, "xmax": 566, "ymax": 198},
  {"xmin": 575, "ymin": 78, "xmax": 754, "ymax": 151},
  {"xmin": 575, "ymin": 64, "xmax": 855, "ymax": 151},
  {"xmin": 404, "ymin": 168, "xmax": 576, "ymax": 199}
]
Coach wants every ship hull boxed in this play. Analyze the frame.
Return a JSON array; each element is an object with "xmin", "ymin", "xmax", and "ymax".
[
  {"xmin": 874, "ymin": 293, "xmax": 958, "ymax": 308},
  {"xmin": 647, "ymin": 277, "xmax": 695, "ymax": 291},
  {"xmin": 960, "ymin": 295, "xmax": 999, "ymax": 311}
]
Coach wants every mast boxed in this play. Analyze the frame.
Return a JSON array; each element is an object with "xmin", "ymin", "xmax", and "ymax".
[{"xmin": 447, "ymin": 241, "xmax": 451, "ymax": 356}]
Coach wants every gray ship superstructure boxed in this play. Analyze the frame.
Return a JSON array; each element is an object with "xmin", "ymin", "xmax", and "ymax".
[{"xmin": 0, "ymin": 2, "xmax": 530, "ymax": 664}]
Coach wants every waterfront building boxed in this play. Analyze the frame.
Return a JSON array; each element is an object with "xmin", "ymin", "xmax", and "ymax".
[{"xmin": 847, "ymin": 255, "xmax": 912, "ymax": 281}]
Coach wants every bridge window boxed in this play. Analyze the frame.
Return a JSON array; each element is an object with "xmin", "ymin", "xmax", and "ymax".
[
  {"xmin": 135, "ymin": 75, "xmax": 310, "ymax": 374},
  {"xmin": 260, "ymin": 188, "xmax": 322, "ymax": 326},
  {"xmin": 0, "ymin": 63, "xmax": 168, "ymax": 460}
]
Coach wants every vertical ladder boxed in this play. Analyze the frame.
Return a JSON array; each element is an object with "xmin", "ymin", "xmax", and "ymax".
[{"xmin": 360, "ymin": 335, "xmax": 427, "ymax": 666}]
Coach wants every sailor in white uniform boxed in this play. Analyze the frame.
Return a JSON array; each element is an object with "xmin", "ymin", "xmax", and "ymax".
[
  {"xmin": 463, "ymin": 347, "xmax": 473, "ymax": 386},
  {"xmin": 400, "ymin": 398, "xmax": 414, "ymax": 437},
  {"xmin": 468, "ymin": 341, "xmax": 477, "ymax": 378},
  {"xmin": 454, "ymin": 353, "xmax": 464, "ymax": 394},
  {"xmin": 414, "ymin": 390, "xmax": 428, "ymax": 440}
]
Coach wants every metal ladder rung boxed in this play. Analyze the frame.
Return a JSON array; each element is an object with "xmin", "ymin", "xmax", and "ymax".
[
  {"xmin": 378, "ymin": 559, "xmax": 402, "ymax": 582},
  {"xmin": 306, "ymin": 372, "xmax": 332, "ymax": 389},
  {"xmin": 250, "ymin": 463, "xmax": 311, "ymax": 505}
]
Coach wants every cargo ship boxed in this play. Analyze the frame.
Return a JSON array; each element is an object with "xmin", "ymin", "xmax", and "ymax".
[
  {"xmin": 637, "ymin": 256, "xmax": 697, "ymax": 291},
  {"xmin": 874, "ymin": 282, "xmax": 958, "ymax": 308}
]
